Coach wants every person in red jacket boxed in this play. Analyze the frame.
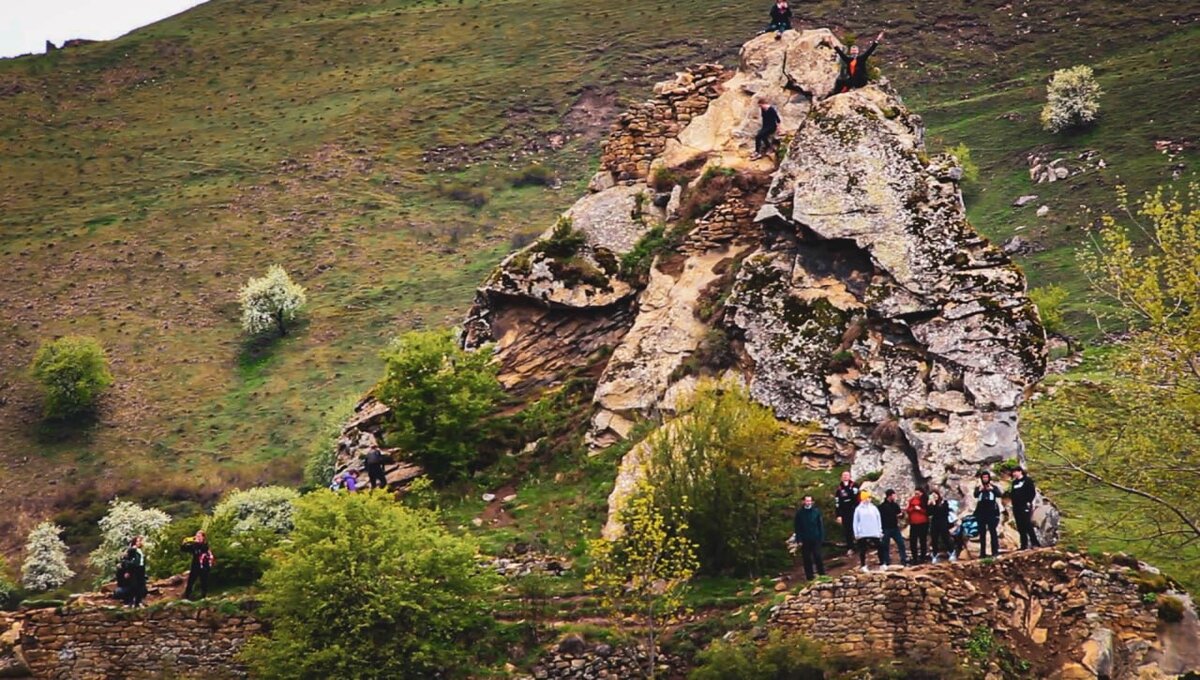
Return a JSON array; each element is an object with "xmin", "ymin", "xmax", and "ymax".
[{"xmin": 906, "ymin": 488, "xmax": 930, "ymax": 564}]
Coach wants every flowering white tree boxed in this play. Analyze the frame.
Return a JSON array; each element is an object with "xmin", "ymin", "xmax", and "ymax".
[
  {"xmin": 21, "ymin": 522, "xmax": 75, "ymax": 591},
  {"xmin": 87, "ymin": 500, "xmax": 171, "ymax": 575},
  {"xmin": 239, "ymin": 265, "xmax": 307, "ymax": 336},
  {"xmin": 1041, "ymin": 65, "xmax": 1102, "ymax": 133},
  {"xmin": 212, "ymin": 486, "xmax": 300, "ymax": 535}
]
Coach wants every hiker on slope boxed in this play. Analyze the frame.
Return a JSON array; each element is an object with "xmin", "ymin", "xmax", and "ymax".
[
  {"xmin": 833, "ymin": 471, "xmax": 860, "ymax": 553},
  {"xmin": 833, "ymin": 31, "xmax": 885, "ymax": 94},
  {"xmin": 907, "ymin": 488, "xmax": 930, "ymax": 564},
  {"xmin": 853, "ymin": 491, "xmax": 886, "ymax": 572},
  {"xmin": 973, "ymin": 471, "xmax": 1002, "ymax": 558},
  {"xmin": 1008, "ymin": 466, "xmax": 1041, "ymax": 550},
  {"xmin": 878, "ymin": 489, "xmax": 908, "ymax": 568},
  {"xmin": 364, "ymin": 446, "xmax": 389, "ymax": 490},
  {"xmin": 793, "ymin": 495, "xmax": 827, "ymax": 580},
  {"xmin": 751, "ymin": 99, "xmax": 782, "ymax": 160}
]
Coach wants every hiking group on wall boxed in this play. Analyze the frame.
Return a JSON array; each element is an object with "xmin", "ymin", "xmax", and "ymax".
[{"xmin": 792, "ymin": 467, "xmax": 1043, "ymax": 579}]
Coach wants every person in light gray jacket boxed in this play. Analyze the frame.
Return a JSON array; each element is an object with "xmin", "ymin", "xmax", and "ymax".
[{"xmin": 853, "ymin": 491, "xmax": 886, "ymax": 572}]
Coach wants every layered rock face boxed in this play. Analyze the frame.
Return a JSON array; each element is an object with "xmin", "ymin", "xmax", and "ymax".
[{"xmin": 461, "ymin": 30, "xmax": 1050, "ymax": 532}]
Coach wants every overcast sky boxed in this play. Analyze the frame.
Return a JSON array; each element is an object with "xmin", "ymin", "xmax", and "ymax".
[{"xmin": 0, "ymin": 0, "xmax": 209, "ymax": 58}]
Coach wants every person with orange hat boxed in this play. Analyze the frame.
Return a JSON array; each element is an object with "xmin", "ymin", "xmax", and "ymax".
[{"xmin": 852, "ymin": 490, "xmax": 885, "ymax": 572}]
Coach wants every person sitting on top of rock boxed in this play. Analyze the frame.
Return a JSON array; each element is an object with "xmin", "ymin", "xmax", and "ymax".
[
  {"xmin": 751, "ymin": 99, "xmax": 782, "ymax": 160},
  {"xmin": 832, "ymin": 31, "xmax": 885, "ymax": 94},
  {"xmin": 765, "ymin": 0, "xmax": 793, "ymax": 39}
]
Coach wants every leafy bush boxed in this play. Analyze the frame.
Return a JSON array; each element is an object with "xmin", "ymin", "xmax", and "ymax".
[
  {"xmin": 29, "ymin": 335, "xmax": 114, "ymax": 419},
  {"xmin": 239, "ymin": 265, "xmax": 307, "ymax": 336},
  {"xmin": 510, "ymin": 163, "xmax": 555, "ymax": 187},
  {"xmin": 87, "ymin": 500, "xmax": 171, "ymax": 579},
  {"xmin": 690, "ymin": 631, "xmax": 827, "ymax": 680},
  {"xmin": 376, "ymin": 329, "xmax": 502, "ymax": 484},
  {"xmin": 212, "ymin": 486, "xmax": 300, "ymax": 535},
  {"xmin": 643, "ymin": 379, "xmax": 802, "ymax": 575},
  {"xmin": 620, "ymin": 225, "xmax": 669, "ymax": 282},
  {"xmin": 946, "ymin": 143, "xmax": 979, "ymax": 184},
  {"xmin": 148, "ymin": 513, "xmax": 281, "ymax": 588},
  {"xmin": 241, "ymin": 491, "xmax": 497, "ymax": 679},
  {"xmin": 21, "ymin": 522, "xmax": 74, "ymax": 591},
  {"xmin": 1029, "ymin": 284, "xmax": 1069, "ymax": 336},
  {"xmin": 0, "ymin": 558, "xmax": 20, "ymax": 610},
  {"xmin": 302, "ymin": 396, "xmax": 358, "ymax": 491},
  {"xmin": 534, "ymin": 216, "xmax": 587, "ymax": 259},
  {"xmin": 1158, "ymin": 594, "xmax": 1186, "ymax": 622},
  {"xmin": 1041, "ymin": 65, "xmax": 1102, "ymax": 133}
]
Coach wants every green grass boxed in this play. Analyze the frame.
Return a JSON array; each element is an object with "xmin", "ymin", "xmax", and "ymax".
[{"xmin": 0, "ymin": 0, "xmax": 1197, "ymax": 564}]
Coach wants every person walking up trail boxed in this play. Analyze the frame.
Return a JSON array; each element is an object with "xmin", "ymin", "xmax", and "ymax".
[
  {"xmin": 853, "ymin": 491, "xmax": 885, "ymax": 572},
  {"xmin": 907, "ymin": 489, "xmax": 930, "ymax": 564},
  {"xmin": 833, "ymin": 31, "xmax": 885, "ymax": 94},
  {"xmin": 1008, "ymin": 467, "xmax": 1041, "ymax": 550},
  {"xmin": 927, "ymin": 490, "xmax": 954, "ymax": 563},
  {"xmin": 751, "ymin": 100, "xmax": 782, "ymax": 160},
  {"xmin": 766, "ymin": 0, "xmax": 792, "ymax": 39},
  {"xmin": 834, "ymin": 471, "xmax": 860, "ymax": 553},
  {"xmin": 364, "ymin": 446, "xmax": 389, "ymax": 490},
  {"xmin": 878, "ymin": 489, "xmax": 908, "ymax": 568},
  {"xmin": 793, "ymin": 495, "xmax": 827, "ymax": 580},
  {"xmin": 181, "ymin": 530, "xmax": 215, "ymax": 600},
  {"xmin": 973, "ymin": 472, "xmax": 1002, "ymax": 558}
]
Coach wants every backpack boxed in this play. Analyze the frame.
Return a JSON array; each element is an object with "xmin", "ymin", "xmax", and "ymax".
[
  {"xmin": 199, "ymin": 549, "xmax": 216, "ymax": 569},
  {"xmin": 958, "ymin": 514, "xmax": 980, "ymax": 539}
]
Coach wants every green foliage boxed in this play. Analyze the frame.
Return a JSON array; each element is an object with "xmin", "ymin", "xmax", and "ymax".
[
  {"xmin": 535, "ymin": 216, "xmax": 587, "ymax": 259},
  {"xmin": 402, "ymin": 475, "xmax": 439, "ymax": 511},
  {"xmin": 510, "ymin": 163, "xmax": 555, "ymax": 188},
  {"xmin": 302, "ymin": 396, "xmax": 359, "ymax": 491},
  {"xmin": 376, "ymin": 329, "xmax": 503, "ymax": 484},
  {"xmin": 0, "ymin": 558, "xmax": 21, "ymax": 610},
  {"xmin": 1041, "ymin": 65, "xmax": 1103, "ymax": 132},
  {"xmin": 650, "ymin": 166, "xmax": 685, "ymax": 191},
  {"xmin": 28, "ymin": 335, "xmax": 114, "ymax": 419},
  {"xmin": 946, "ymin": 143, "xmax": 979, "ymax": 184},
  {"xmin": 147, "ymin": 513, "xmax": 280, "ymax": 588},
  {"xmin": 1029, "ymin": 284, "xmax": 1069, "ymax": 336},
  {"xmin": 241, "ymin": 491, "xmax": 497, "ymax": 679},
  {"xmin": 643, "ymin": 379, "xmax": 805, "ymax": 575},
  {"xmin": 212, "ymin": 486, "xmax": 300, "ymax": 535},
  {"xmin": 88, "ymin": 499, "xmax": 171, "ymax": 579},
  {"xmin": 966, "ymin": 625, "xmax": 997, "ymax": 660},
  {"xmin": 1158, "ymin": 594, "xmax": 1186, "ymax": 622},
  {"xmin": 690, "ymin": 631, "xmax": 827, "ymax": 680}
]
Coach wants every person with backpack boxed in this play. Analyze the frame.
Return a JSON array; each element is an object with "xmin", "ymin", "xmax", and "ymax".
[
  {"xmin": 1007, "ymin": 466, "xmax": 1041, "ymax": 550},
  {"xmin": 765, "ymin": 0, "xmax": 793, "ymax": 39},
  {"xmin": 833, "ymin": 471, "xmax": 860, "ymax": 553},
  {"xmin": 364, "ymin": 446, "xmax": 389, "ymax": 490},
  {"xmin": 878, "ymin": 489, "xmax": 908, "ymax": 568},
  {"xmin": 927, "ymin": 490, "xmax": 954, "ymax": 563},
  {"xmin": 853, "ymin": 491, "xmax": 885, "ymax": 572},
  {"xmin": 792, "ymin": 495, "xmax": 826, "ymax": 580},
  {"xmin": 832, "ymin": 31, "xmax": 885, "ymax": 94},
  {"xmin": 181, "ymin": 530, "xmax": 215, "ymax": 600},
  {"xmin": 750, "ymin": 100, "xmax": 782, "ymax": 160},
  {"xmin": 117, "ymin": 536, "xmax": 147, "ymax": 607},
  {"xmin": 906, "ymin": 488, "xmax": 930, "ymax": 564},
  {"xmin": 973, "ymin": 471, "xmax": 1002, "ymax": 558}
]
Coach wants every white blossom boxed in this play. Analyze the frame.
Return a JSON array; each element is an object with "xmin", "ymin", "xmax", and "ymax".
[
  {"xmin": 212, "ymin": 486, "xmax": 300, "ymax": 535},
  {"xmin": 238, "ymin": 265, "xmax": 307, "ymax": 336},
  {"xmin": 1041, "ymin": 65, "xmax": 1102, "ymax": 133},
  {"xmin": 21, "ymin": 522, "xmax": 75, "ymax": 591},
  {"xmin": 87, "ymin": 499, "xmax": 171, "ymax": 574}
]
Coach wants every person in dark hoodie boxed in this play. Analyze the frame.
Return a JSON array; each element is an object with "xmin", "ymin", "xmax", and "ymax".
[
  {"xmin": 973, "ymin": 471, "xmax": 1002, "ymax": 558},
  {"xmin": 181, "ymin": 530, "xmax": 215, "ymax": 600},
  {"xmin": 364, "ymin": 445, "xmax": 389, "ymax": 490},
  {"xmin": 927, "ymin": 489, "xmax": 953, "ymax": 563},
  {"xmin": 833, "ymin": 471, "xmax": 860, "ymax": 553},
  {"xmin": 1008, "ymin": 467, "xmax": 1041, "ymax": 550},
  {"xmin": 832, "ymin": 31, "xmax": 885, "ymax": 94},
  {"xmin": 766, "ymin": 0, "xmax": 793, "ymax": 39},
  {"xmin": 751, "ymin": 100, "xmax": 782, "ymax": 160},
  {"xmin": 878, "ymin": 489, "xmax": 908, "ymax": 567},
  {"xmin": 793, "ymin": 495, "xmax": 826, "ymax": 580},
  {"xmin": 118, "ymin": 536, "xmax": 147, "ymax": 607}
]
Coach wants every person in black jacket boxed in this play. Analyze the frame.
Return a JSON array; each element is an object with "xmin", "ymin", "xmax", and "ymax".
[
  {"xmin": 927, "ymin": 490, "xmax": 953, "ymax": 563},
  {"xmin": 973, "ymin": 471, "xmax": 1002, "ymax": 558},
  {"xmin": 877, "ymin": 489, "xmax": 908, "ymax": 567},
  {"xmin": 766, "ymin": 0, "xmax": 793, "ymax": 39},
  {"xmin": 1008, "ymin": 467, "xmax": 1041, "ymax": 550},
  {"xmin": 364, "ymin": 446, "xmax": 389, "ymax": 490},
  {"xmin": 833, "ymin": 31, "xmax": 885, "ymax": 94},
  {"xmin": 752, "ymin": 100, "xmax": 782, "ymax": 159},
  {"xmin": 117, "ymin": 536, "xmax": 147, "ymax": 607},
  {"xmin": 833, "ymin": 471, "xmax": 860, "ymax": 552},
  {"xmin": 793, "ymin": 495, "xmax": 826, "ymax": 580},
  {"xmin": 181, "ymin": 530, "xmax": 214, "ymax": 600}
]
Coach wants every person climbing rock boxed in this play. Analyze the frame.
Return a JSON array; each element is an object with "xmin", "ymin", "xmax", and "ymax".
[
  {"xmin": 1008, "ymin": 467, "xmax": 1041, "ymax": 550},
  {"xmin": 765, "ymin": 0, "xmax": 793, "ymax": 39},
  {"xmin": 751, "ymin": 100, "xmax": 782, "ymax": 160},
  {"xmin": 907, "ymin": 488, "xmax": 930, "ymax": 564},
  {"xmin": 832, "ymin": 31, "xmax": 885, "ymax": 94},
  {"xmin": 338, "ymin": 469, "xmax": 360, "ymax": 493},
  {"xmin": 793, "ymin": 495, "xmax": 827, "ymax": 580},
  {"xmin": 853, "ymin": 491, "xmax": 885, "ymax": 572},
  {"xmin": 364, "ymin": 446, "xmax": 389, "ymax": 490},
  {"xmin": 833, "ymin": 471, "xmax": 860, "ymax": 553},
  {"xmin": 118, "ymin": 536, "xmax": 147, "ymax": 607},
  {"xmin": 927, "ymin": 490, "xmax": 953, "ymax": 563},
  {"xmin": 181, "ymin": 530, "xmax": 215, "ymax": 600},
  {"xmin": 973, "ymin": 471, "xmax": 1002, "ymax": 558},
  {"xmin": 878, "ymin": 489, "xmax": 908, "ymax": 568}
]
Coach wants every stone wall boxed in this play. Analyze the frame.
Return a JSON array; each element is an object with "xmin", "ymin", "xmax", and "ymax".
[
  {"xmin": 769, "ymin": 550, "xmax": 1190, "ymax": 679},
  {"xmin": 600, "ymin": 64, "xmax": 726, "ymax": 180},
  {"xmin": 519, "ymin": 634, "xmax": 684, "ymax": 680},
  {"xmin": 1, "ymin": 602, "xmax": 261, "ymax": 679}
]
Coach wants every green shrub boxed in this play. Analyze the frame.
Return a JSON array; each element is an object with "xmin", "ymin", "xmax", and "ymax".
[
  {"xmin": 650, "ymin": 166, "xmax": 684, "ymax": 191},
  {"xmin": 302, "ymin": 396, "xmax": 358, "ymax": 491},
  {"xmin": 29, "ymin": 335, "xmax": 114, "ymax": 419},
  {"xmin": 0, "ymin": 558, "xmax": 22, "ymax": 610},
  {"xmin": 946, "ymin": 143, "xmax": 979, "ymax": 184},
  {"xmin": 690, "ymin": 631, "xmax": 827, "ymax": 680},
  {"xmin": 1129, "ymin": 570, "xmax": 1170, "ymax": 594},
  {"xmin": 1029, "ymin": 285, "xmax": 1069, "ymax": 336},
  {"xmin": 966, "ymin": 625, "xmax": 996, "ymax": 660},
  {"xmin": 240, "ymin": 491, "xmax": 497, "ymax": 679},
  {"xmin": 147, "ymin": 513, "xmax": 278, "ymax": 589},
  {"xmin": 212, "ymin": 486, "xmax": 300, "ymax": 535},
  {"xmin": 376, "ymin": 329, "xmax": 502, "ymax": 484},
  {"xmin": 1158, "ymin": 595, "xmax": 1186, "ymax": 622},
  {"xmin": 534, "ymin": 216, "xmax": 587, "ymax": 259},
  {"xmin": 510, "ymin": 163, "xmax": 555, "ymax": 187},
  {"xmin": 620, "ymin": 225, "xmax": 668, "ymax": 282}
]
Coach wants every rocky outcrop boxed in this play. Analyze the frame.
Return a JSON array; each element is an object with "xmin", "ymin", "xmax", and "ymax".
[
  {"xmin": 333, "ymin": 397, "xmax": 422, "ymax": 488},
  {"xmin": 519, "ymin": 635, "xmax": 683, "ymax": 680},
  {"xmin": 769, "ymin": 550, "xmax": 1197, "ymax": 679}
]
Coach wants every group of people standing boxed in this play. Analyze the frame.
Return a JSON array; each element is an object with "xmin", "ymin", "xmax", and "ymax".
[
  {"xmin": 113, "ymin": 530, "xmax": 215, "ymax": 607},
  {"xmin": 793, "ymin": 468, "xmax": 1041, "ymax": 579}
]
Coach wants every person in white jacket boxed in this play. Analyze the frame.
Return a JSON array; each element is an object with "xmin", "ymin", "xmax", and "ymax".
[{"xmin": 853, "ymin": 491, "xmax": 886, "ymax": 572}]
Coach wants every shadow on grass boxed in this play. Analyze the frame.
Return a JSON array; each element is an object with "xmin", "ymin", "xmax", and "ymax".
[
  {"xmin": 235, "ymin": 317, "xmax": 310, "ymax": 378},
  {"xmin": 32, "ymin": 410, "xmax": 100, "ymax": 447}
]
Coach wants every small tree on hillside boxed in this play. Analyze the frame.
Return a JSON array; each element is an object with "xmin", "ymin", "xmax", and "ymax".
[
  {"xmin": 1041, "ymin": 65, "xmax": 1102, "ymax": 133},
  {"xmin": 212, "ymin": 486, "xmax": 300, "ymax": 535},
  {"xmin": 376, "ymin": 329, "xmax": 502, "ymax": 484},
  {"xmin": 586, "ymin": 482, "xmax": 698, "ymax": 679},
  {"xmin": 21, "ymin": 522, "xmax": 74, "ymax": 592},
  {"xmin": 87, "ymin": 499, "xmax": 171, "ymax": 577},
  {"xmin": 29, "ymin": 335, "xmax": 114, "ymax": 419},
  {"xmin": 239, "ymin": 265, "xmax": 307, "ymax": 336}
]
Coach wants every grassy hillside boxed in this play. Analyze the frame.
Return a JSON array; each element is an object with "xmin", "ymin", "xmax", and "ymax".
[{"xmin": 0, "ymin": 0, "xmax": 1197, "ymax": 558}]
